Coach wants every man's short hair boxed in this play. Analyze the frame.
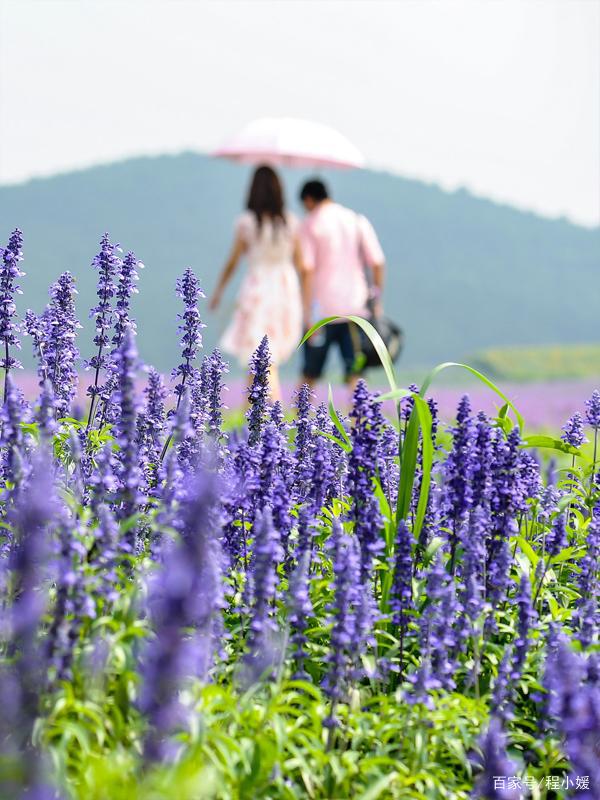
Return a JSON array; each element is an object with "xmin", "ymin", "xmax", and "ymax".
[{"xmin": 300, "ymin": 179, "xmax": 330, "ymax": 203}]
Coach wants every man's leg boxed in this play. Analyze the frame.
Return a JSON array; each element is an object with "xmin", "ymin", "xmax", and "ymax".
[
  {"xmin": 300, "ymin": 331, "xmax": 329, "ymax": 390},
  {"xmin": 337, "ymin": 322, "xmax": 363, "ymax": 391}
]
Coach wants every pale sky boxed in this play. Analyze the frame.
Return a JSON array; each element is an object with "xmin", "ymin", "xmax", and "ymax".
[{"xmin": 1, "ymin": 0, "xmax": 599, "ymax": 226}]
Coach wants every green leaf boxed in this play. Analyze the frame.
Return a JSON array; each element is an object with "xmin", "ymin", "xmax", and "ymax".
[
  {"xmin": 412, "ymin": 396, "xmax": 433, "ymax": 539},
  {"xmin": 356, "ymin": 773, "xmax": 398, "ymax": 800},
  {"xmin": 299, "ymin": 316, "xmax": 340, "ymax": 347},
  {"xmin": 317, "ymin": 429, "xmax": 351, "ymax": 452},
  {"xmin": 521, "ymin": 434, "xmax": 581, "ymax": 457},
  {"xmin": 516, "ymin": 536, "xmax": 539, "ymax": 569},
  {"xmin": 549, "ymin": 547, "xmax": 580, "ymax": 565},
  {"xmin": 395, "ymin": 395, "xmax": 433, "ymax": 542}
]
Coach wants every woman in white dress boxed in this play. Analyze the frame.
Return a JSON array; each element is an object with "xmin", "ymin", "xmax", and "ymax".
[{"xmin": 209, "ymin": 165, "xmax": 306, "ymax": 401}]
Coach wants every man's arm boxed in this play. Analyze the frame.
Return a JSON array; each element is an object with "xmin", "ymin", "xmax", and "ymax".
[
  {"xmin": 359, "ymin": 215, "xmax": 386, "ymax": 317},
  {"xmin": 371, "ymin": 261, "xmax": 385, "ymax": 317}
]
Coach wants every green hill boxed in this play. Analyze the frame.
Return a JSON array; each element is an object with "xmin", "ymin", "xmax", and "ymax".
[{"xmin": 0, "ymin": 153, "xmax": 598, "ymax": 374}]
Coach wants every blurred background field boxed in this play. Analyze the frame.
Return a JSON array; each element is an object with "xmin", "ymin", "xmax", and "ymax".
[
  {"xmin": 1, "ymin": 153, "xmax": 598, "ymax": 382},
  {"xmin": 471, "ymin": 344, "xmax": 600, "ymax": 382}
]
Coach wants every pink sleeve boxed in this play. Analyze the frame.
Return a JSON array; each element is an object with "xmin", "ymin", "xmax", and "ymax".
[
  {"xmin": 299, "ymin": 221, "xmax": 317, "ymax": 272},
  {"xmin": 234, "ymin": 212, "xmax": 255, "ymax": 245},
  {"xmin": 358, "ymin": 215, "xmax": 385, "ymax": 266}
]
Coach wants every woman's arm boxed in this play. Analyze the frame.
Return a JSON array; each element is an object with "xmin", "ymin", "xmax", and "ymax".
[
  {"xmin": 293, "ymin": 237, "xmax": 312, "ymax": 331},
  {"xmin": 209, "ymin": 235, "xmax": 247, "ymax": 310}
]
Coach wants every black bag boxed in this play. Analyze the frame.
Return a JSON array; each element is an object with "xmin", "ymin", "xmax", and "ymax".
[
  {"xmin": 355, "ymin": 306, "xmax": 404, "ymax": 368},
  {"xmin": 353, "ymin": 214, "xmax": 404, "ymax": 368}
]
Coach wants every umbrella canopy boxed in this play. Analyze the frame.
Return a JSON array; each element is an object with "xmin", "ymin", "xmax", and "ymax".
[{"xmin": 213, "ymin": 117, "xmax": 365, "ymax": 169}]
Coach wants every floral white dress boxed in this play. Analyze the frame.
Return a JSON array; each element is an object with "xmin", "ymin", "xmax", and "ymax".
[{"xmin": 220, "ymin": 211, "xmax": 302, "ymax": 367}]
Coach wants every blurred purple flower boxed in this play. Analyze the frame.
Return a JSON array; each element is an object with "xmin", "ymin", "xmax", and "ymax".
[
  {"xmin": 323, "ymin": 520, "xmax": 361, "ymax": 723},
  {"xmin": 243, "ymin": 508, "xmax": 284, "ymax": 681},
  {"xmin": 471, "ymin": 717, "xmax": 520, "ymax": 800}
]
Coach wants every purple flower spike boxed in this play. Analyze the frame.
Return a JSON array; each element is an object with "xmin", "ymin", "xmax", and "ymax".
[
  {"xmin": 140, "ymin": 471, "xmax": 222, "ymax": 761},
  {"xmin": 511, "ymin": 574, "xmax": 535, "ymax": 681},
  {"xmin": 461, "ymin": 507, "xmax": 487, "ymax": 630},
  {"xmin": 544, "ymin": 640, "xmax": 600, "ymax": 795},
  {"xmin": 23, "ymin": 309, "xmax": 48, "ymax": 384},
  {"xmin": 206, "ymin": 349, "xmax": 228, "ymax": 445},
  {"xmin": 0, "ymin": 228, "xmax": 25, "ymax": 401},
  {"xmin": 243, "ymin": 508, "xmax": 284, "ymax": 681},
  {"xmin": 323, "ymin": 520, "xmax": 361, "ymax": 722},
  {"xmin": 113, "ymin": 251, "xmax": 142, "ymax": 348},
  {"xmin": 471, "ymin": 717, "xmax": 520, "ymax": 800},
  {"xmin": 35, "ymin": 380, "xmax": 58, "ymax": 440},
  {"xmin": 293, "ymin": 384, "xmax": 315, "ymax": 494},
  {"xmin": 546, "ymin": 512, "xmax": 567, "ymax": 557},
  {"xmin": 287, "ymin": 550, "xmax": 313, "ymax": 679},
  {"xmin": 45, "ymin": 272, "xmax": 80, "ymax": 418},
  {"xmin": 112, "ymin": 327, "xmax": 141, "ymax": 543},
  {"xmin": 491, "ymin": 646, "xmax": 514, "ymax": 722},
  {"xmin": 348, "ymin": 379, "xmax": 384, "ymax": 577},
  {"xmin": 443, "ymin": 395, "xmax": 475, "ymax": 531},
  {"xmin": 470, "ymin": 412, "xmax": 494, "ymax": 510},
  {"xmin": 86, "ymin": 234, "xmax": 122, "ymax": 424},
  {"xmin": 0, "ymin": 374, "xmax": 25, "ymax": 484},
  {"xmin": 584, "ymin": 390, "xmax": 600, "ymax": 429},
  {"xmin": 562, "ymin": 412, "xmax": 587, "ymax": 448},
  {"xmin": 2, "ymin": 453, "xmax": 57, "ymax": 793},
  {"xmin": 390, "ymin": 519, "xmax": 413, "ymax": 633},
  {"xmin": 247, "ymin": 335, "xmax": 271, "ymax": 447},
  {"xmin": 172, "ymin": 268, "xmax": 205, "ymax": 401}
]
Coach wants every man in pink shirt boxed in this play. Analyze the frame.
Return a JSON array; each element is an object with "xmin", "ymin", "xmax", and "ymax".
[{"xmin": 299, "ymin": 179, "xmax": 385, "ymax": 386}]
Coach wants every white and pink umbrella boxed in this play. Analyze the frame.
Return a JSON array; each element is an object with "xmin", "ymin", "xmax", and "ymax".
[{"xmin": 213, "ymin": 117, "xmax": 365, "ymax": 170}]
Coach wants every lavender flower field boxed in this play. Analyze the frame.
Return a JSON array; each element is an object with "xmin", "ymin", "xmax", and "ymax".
[{"xmin": 1, "ymin": 228, "xmax": 600, "ymax": 800}]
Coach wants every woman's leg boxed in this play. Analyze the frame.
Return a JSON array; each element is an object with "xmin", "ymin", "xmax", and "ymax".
[{"xmin": 269, "ymin": 365, "xmax": 282, "ymax": 403}]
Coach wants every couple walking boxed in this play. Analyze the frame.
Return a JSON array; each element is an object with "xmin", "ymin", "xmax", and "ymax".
[{"xmin": 210, "ymin": 165, "xmax": 385, "ymax": 400}]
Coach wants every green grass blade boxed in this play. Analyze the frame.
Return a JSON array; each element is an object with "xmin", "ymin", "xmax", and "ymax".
[
  {"xmin": 298, "ymin": 317, "xmax": 340, "ymax": 347},
  {"xmin": 346, "ymin": 315, "xmax": 397, "ymax": 392},
  {"xmin": 328, "ymin": 384, "xmax": 351, "ymax": 448},
  {"xmin": 521, "ymin": 434, "xmax": 581, "ymax": 457},
  {"xmin": 298, "ymin": 314, "xmax": 398, "ymax": 392},
  {"xmin": 395, "ymin": 392, "xmax": 420, "ymax": 524},
  {"xmin": 379, "ymin": 361, "xmax": 523, "ymax": 430},
  {"xmin": 412, "ymin": 396, "xmax": 433, "ymax": 539}
]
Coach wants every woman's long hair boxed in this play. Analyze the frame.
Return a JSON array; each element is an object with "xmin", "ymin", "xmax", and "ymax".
[{"xmin": 246, "ymin": 165, "xmax": 286, "ymax": 230}]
